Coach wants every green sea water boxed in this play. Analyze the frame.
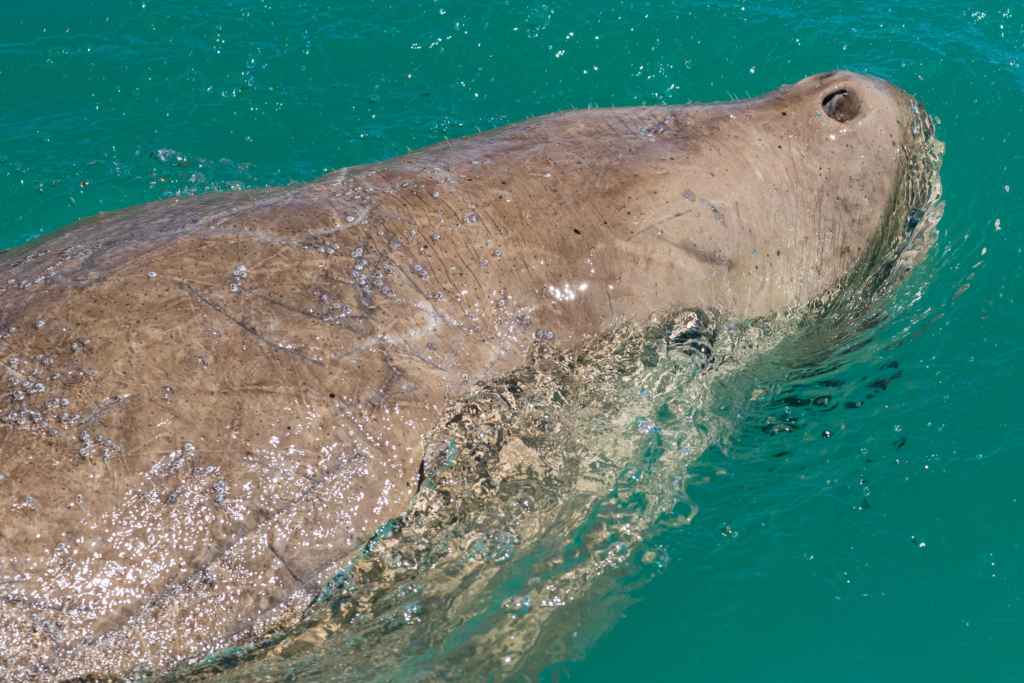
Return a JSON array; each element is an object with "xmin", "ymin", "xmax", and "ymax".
[{"xmin": 2, "ymin": 1, "xmax": 1023, "ymax": 681}]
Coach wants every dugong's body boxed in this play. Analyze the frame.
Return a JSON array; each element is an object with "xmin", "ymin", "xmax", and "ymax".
[{"xmin": 0, "ymin": 71, "xmax": 939, "ymax": 679}]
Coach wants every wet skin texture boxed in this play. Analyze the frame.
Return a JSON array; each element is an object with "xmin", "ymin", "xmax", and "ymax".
[{"xmin": 0, "ymin": 71, "xmax": 927, "ymax": 679}]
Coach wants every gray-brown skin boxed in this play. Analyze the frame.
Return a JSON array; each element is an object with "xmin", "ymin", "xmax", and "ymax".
[{"xmin": 0, "ymin": 71, "xmax": 924, "ymax": 679}]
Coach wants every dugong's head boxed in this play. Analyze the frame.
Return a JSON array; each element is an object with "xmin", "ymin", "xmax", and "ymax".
[
  {"xmin": 643, "ymin": 70, "xmax": 944, "ymax": 317},
  {"xmin": 786, "ymin": 70, "xmax": 944, "ymax": 289},
  {"xmin": 765, "ymin": 70, "xmax": 944, "ymax": 306}
]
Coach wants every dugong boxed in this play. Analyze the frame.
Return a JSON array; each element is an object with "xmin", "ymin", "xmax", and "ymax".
[{"xmin": 0, "ymin": 71, "xmax": 941, "ymax": 680}]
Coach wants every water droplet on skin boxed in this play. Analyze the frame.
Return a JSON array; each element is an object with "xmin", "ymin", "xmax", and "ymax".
[
  {"xmin": 346, "ymin": 216, "xmax": 355, "ymax": 222},
  {"xmin": 34, "ymin": 320, "xmax": 45, "ymax": 329},
  {"xmin": 147, "ymin": 272, "xmax": 157, "ymax": 278},
  {"xmin": 432, "ymin": 234, "xmax": 441, "ymax": 241},
  {"xmin": 432, "ymin": 192, "xmax": 440, "ymax": 198}
]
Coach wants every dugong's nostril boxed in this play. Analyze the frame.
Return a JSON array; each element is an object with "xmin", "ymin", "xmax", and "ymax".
[{"xmin": 822, "ymin": 89, "xmax": 861, "ymax": 122}]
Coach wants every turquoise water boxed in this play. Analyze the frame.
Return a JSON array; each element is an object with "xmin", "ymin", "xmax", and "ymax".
[{"xmin": 2, "ymin": 1, "xmax": 1023, "ymax": 681}]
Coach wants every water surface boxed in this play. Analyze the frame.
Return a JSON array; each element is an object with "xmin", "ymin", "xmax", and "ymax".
[{"xmin": 2, "ymin": 1, "xmax": 1022, "ymax": 681}]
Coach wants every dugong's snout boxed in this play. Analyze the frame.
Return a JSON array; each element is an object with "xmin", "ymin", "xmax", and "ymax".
[{"xmin": 783, "ymin": 69, "xmax": 944, "ymax": 293}]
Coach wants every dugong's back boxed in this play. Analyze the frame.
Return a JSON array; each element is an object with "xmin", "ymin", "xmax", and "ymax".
[
  {"xmin": 0, "ymin": 193, "xmax": 440, "ymax": 676},
  {"xmin": 0, "ymin": 71, "xmax": 938, "ymax": 679}
]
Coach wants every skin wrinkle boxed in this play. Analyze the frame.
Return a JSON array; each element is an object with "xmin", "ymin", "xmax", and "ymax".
[{"xmin": 0, "ymin": 72, "xmax": 936, "ymax": 680}]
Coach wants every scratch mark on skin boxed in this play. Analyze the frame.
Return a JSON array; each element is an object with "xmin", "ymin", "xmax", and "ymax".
[
  {"xmin": 247, "ymin": 458, "xmax": 317, "ymax": 483},
  {"xmin": 267, "ymin": 541, "xmax": 303, "ymax": 584},
  {"xmin": 92, "ymin": 451, "xmax": 362, "ymax": 628},
  {"xmin": 0, "ymin": 591, "xmax": 96, "ymax": 613},
  {"xmin": 317, "ymin": 271, "xmax": 380, "ymax": 312},
  {"xmin": 698, "ymin": 198, "xmax": 728, "ymax": 226},
  {"xmin": 656, "ymin": 234, "xmax": 734, "ymax": 268},
  {"xmin": 182, "ymin": 283, "xmax": 324, "ymax": 367},
  {"xmin": 385, "ymin": 342, "xmax": 447, "ymax": 373},
  {"xmin": 171, "ymin": 228, "xmax": 307, "ymax": 247},
  {"xmin": 221, "ymin": 531, "xmax": 369, "ymax": 642},
  {"xmin": 480, "ymin": 306, "xmax": 525, "ymax": 376},
  {"xmin": 354, "ymin": 351, "xmax": 405, "ymax": 415},
  {"xmin": 606, "ymin": 288, "xmax": 617, "ymax": 329},
  {"xmin": 79, "ymin": 395, "xmax": 130, "ymax": 427},
  {"xmin": 625, "ymin": 211, "xmax": 692, "ymax": 242},
  {"xmin": 392, "ymin": 263, "xmax": 456, "ymax": 333},
  {"xmin": 0, "ymin": 363, "xmax": 35, "ymax": 385},
  {"xmin": 234, "ymin": 283, "xmax": 346, "ymax": 326}
]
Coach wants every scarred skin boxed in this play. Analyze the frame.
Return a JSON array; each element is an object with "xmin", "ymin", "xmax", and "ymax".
[{"xmin": 0, "ymin": 71, "xmax": 930, "ymax": 679}]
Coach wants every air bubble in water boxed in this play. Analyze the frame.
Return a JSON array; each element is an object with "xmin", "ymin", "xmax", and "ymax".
[{"xmin": 501, "ymin": 595, "xmax": 532, "ymax": 614}]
